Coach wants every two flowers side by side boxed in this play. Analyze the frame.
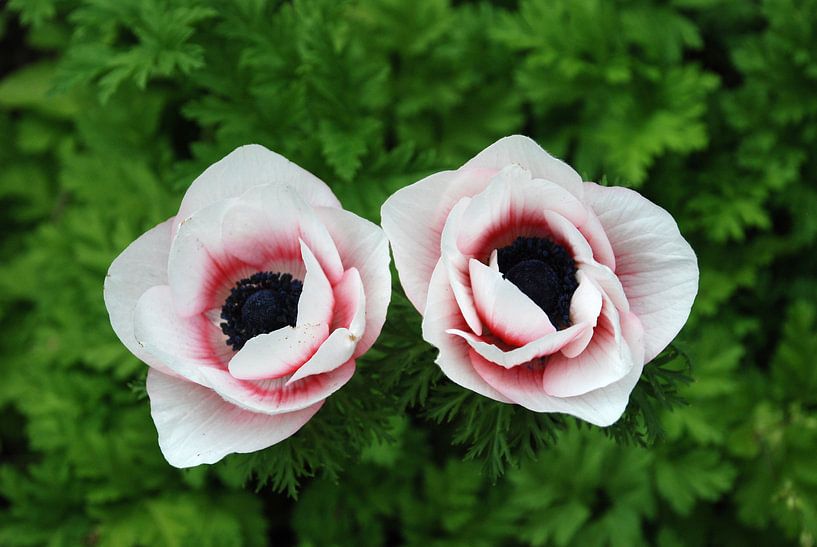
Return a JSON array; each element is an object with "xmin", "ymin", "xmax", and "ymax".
[{"xmin": 104, "ymin": 135, "xmax": 699, "ymax": 467}]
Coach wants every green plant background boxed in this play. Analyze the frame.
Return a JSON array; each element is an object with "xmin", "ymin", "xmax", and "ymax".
[{"xmin": 2, "ymin": 0, "xmax": 816, "ymax": 545}]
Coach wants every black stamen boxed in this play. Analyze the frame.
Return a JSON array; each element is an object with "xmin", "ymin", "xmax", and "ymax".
[
  {"xmin": 220, "ymin": 272, "xmax": 303, "ymax": 351},
  {"xmin": 496, "ymin": 237, "xmax": 578, "ymax": 329}
]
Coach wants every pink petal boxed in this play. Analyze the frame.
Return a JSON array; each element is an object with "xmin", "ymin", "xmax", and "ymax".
[
  {"xmin": 175, "ymin": 144, "xmax": 340, "ymax": 236},
  {"xmin": 168, "ymin": 199, "xmax": 255, "ymax": 317},
  {"xmin": 315, "ymin": 206, "xmax": 391, "ymax": 358},
  {"xmin": 538, "ymin": 210, "xmax": 595, "ymax": 265},
  {"xmin": 461, "ymin": 135, "xmax": 584, "ymax": 200},
  {"xmin": 579, "ymin": 207, "xmax": 616, "ymax": 271},
  {"xmin": 584, "ymin": 183, "xmax": 698, "ymax": 361},
  {"xmin": 226, "ymin": 323, "xmax": 326, "ymax": 381},
  {"xmin": 133, "ymin": 285, "xmax": 232, "ymax": 386},
  {"xmin": 137, "ymin": 282, "xmax": 354, "ymax": 416},
  {"xmin": 468, "ymin": 258, "xmax": 555, "ymax": 346},
  {"xmin": 201, "ymin": 359, "xmax": 355, "ymax": 415},
  {"xmin": 621, "ymin": 310, "xmax": 646, "ymax": 367},
  {"xmin": 295, "ymin": 239, "xmax": 336, "ymax": 328},
  {"xmin": 329, "ymin": 267, "xmax": 366, "ymax": 334},
  {"xmin": 285, "ymin": 268, "xmax": 366, "ymax": 384},
  {"xmin": 471, "ymin": 347, "xmax": 643, "ymax": 427},
  {"xmin": 422, "ymin": 262, "xmax": 512, "ymax": 403},
  {"xmin": 104, "ymin": 217, "xmax": 175, "ymax": 375},
  {"xmin": 455, "ymin": 167, "xmax": 588, "ymax": 259},
  {"xmin": 221, "ymin": 184, "xmax": 344, "ymax": 286},
  {"xmin": 542, "ymin": 293, "xmax": 634, "ymax": 398},
  {"xmin": 580, "ymin": 262, "xmax": 630, "ymax": 313},
  {"xmin": 560, "ymin": 270, "xmax": 604, "ymax": 358},
  {"xmin": 227, "ymin": 240, "xmax": 333, "ymax": 381},
  {"xmin": 147, "ymin": 368, "xmax": 322, "ymax": 468},
  {"xmin": 440, "ymin": 197, "xmax": 483, "ymax": 335},
  {"xmin": 285, "ymin": 331, "xmax": 357, "ymax": 385},
  {"xmin": 446, "ymin": 322, "xmax": 588, "ymax": 369},
  {"xmin": 470, "ymin": 353, "xmax": 550, "ymax": 409},
  {"xmin": 380, "ymin": 168, "xmax": 497, "ymax": 312}
]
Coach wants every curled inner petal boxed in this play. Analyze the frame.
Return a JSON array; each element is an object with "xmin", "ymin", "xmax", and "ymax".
[{"xmin": 496, "ymin": 236, "xmax": 578, "ymax": 329}]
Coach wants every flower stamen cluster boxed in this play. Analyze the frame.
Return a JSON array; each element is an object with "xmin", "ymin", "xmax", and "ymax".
[{"xmin": 220, "ymin": 272, "xmax": 303, "ymax": 351}]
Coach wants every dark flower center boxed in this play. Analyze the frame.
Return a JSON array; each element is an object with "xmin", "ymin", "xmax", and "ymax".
[
  {"xmin": 496, "ymin": 237, "xmax": 578, "ymax": 329},
  {"xmin": 220, "ymin": 272, "xmax": 303, "ymax": 351}
]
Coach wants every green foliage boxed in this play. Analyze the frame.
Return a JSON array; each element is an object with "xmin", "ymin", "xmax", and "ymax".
[{"xmin": 2, "ymin": 0, "xmax": 816, "ymax": 545}]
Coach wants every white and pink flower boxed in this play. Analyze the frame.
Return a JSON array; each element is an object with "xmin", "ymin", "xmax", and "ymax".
[
  {"xmin": 381, "ymin": 135, "xmax": 698, "ymax": 426},
  {"xmin": 104, "ymin": 145, "xmax": 391, "ymax": 467}
]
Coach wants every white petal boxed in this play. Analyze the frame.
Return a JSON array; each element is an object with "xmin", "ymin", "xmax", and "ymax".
[
  {"xmin": 461, "ymin": 135, "xmax": 584, "ymax": 199},
  {"xmin": 539, "ymin": 210, "xmax": 595, "ymax": 265},
  {"xmin": 488, "ymin": 249, "xmax": 499, "ymax": 270},
  {"xmin": 315, "ymin": 207, "xmax": 391, "ymax": 358},
  {"xmin": 133, "ymin": 285, "xmax": 231, "ymax": 385},
  {"xmin": 295, "ymin": 239, "xmax": 336, "ymax": 328},
  {"xmin": 201, "ymin": 360, "xmax": 356, "ymax": 415},
  {"xmin": 422, "ymin": 261, "xmax": 512, "ymax": 403},
  {"xmin": 285, "ymin": 331, "xmax": 356, "ymax": 385},
  {"xmin": 580, "ymin": 262, "xmax": 630, "ymax": 313},
  {"xmin": 380, "ymin": 168, "xmax": 497, "ymax": 312},
  {"xmin": 221, "ymin": 184, "xmax": 344, "ymax": 285},
  {"xmin": 584, "ymin": 183, "xmax": 698, "ymax": 361},
  {"xmin": 226, "ymin": 324, "xmax": 327, "ymax": 381},
  {"xmin": 468, "ymin": 258, "xmax": 555, "ymax": 346},
  {"xmin": 104, "ymin": 217, "xmax": 175, "ymax": 374},
  {"xmin": 176, "ymin": 144, "xmax": 340, "ymax": 234},
  {"xmin": 147, "ymin": 368, "xmax": 322, "ymax": 468},
  {"xmin": 471, "ymin": 346, "xmax": 643, "ymax": 427},
  {"xmin": 447, "ymin": 323, "xmax": 588, "ymax": 369},
  {"xmin": 286, "ymin": 268, "xmax": 366, "ymax": 384},
  {"xmin": 560, "ymin": 270, "xmax": 604, "ymax": 358},
  {"xmin": 329, "ymin": 267, "xmax": 367, "ymax": 336},
  {"xmin": 168, "ymin": 199, "xmax": 253, "ymax": 317},
  {"xmin": 227, "ymin": 240, "xmax": 333, "ymax": 381},
  {"xmin": 542, "ymin": 293, "xmax": 634, "ymax": 397},
  {"xmin": 455, "ymin": 167, "xmax": 588, "ymax": 259},
  {"xmin": 579, "ymin": 207, "xmax": 616, "ymax": 270},
  {"xmin": 440, "ymin": 197, "xmax": 483, "ymax": 334}
]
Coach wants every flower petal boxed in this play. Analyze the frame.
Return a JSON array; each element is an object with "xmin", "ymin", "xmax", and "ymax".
[
  {"xmin": 147, "ymin": 368, "xmax": 322, "ymax": 468},
  {"xmin": 468, "ymin": 258, "xmax": 555, "ymax": 346},
  {"xmin": 461, "ymin": 135, "xmax": 584, "ymax": 199},
  {"xmin": 104, "ymin": 217, "xmax": 175, "ymax": 375},
  {"xmin": 584, "ymin": 183, "xmax": 698, "ymax": 362},
  {"xmin": 579, "ymin": 207, "xmax": 616, "ymax": 271},
  {"xmin": 560, "ymin": 270, "xmax": 604, "ymax": 358},
  {"xmin": 168, "ymin": 199, "xmax": 254, "ymax": 317},
  {"xmin": 221, "ymin": 184, "xmax": 344, "ymax": 286},
  {"xmin": 542, "ymin": 294, "xmax": 634, "ymax": 397},
  {"xmin": 176, "ymin": 144, "xmax": 340, "ymax": 234},
  {"xmin": 470, "ymin": 354, "xmax": 550, "ymax": 410},
  {"xmin": 455, "ymin": 166, "xmax": 588, "ymax": 259},
  {"xmin": 201, "ymin": 359, "xmax": 355, "ymax": 415},
  {"xmin": 422, "ymin": 261, "xmax": 512, "ymax": 403},
  {"xmin": 440, "ymin": 197, "xmax": 483, "ymax": 335},
  {"xmin": 315, "ymin": 206, "xmax": 391, "ymax": 358},
  {"xmin": 329, "ymin": 267, "xmax": 367, "ymax": 335},
  {"xmin": 471, "ymin": 346, "xmax": 643, "ymax": 427},
  {"xmin": 134, "ymin": 285, "xmax": 231, "ymax": 385},
  {"xmin": 137, "ymin": 283, "xmax": 354, "ymax": 415},
  {"xmin": 381, "ymin": 168, "xmax": 497, "ymax": 312},
  {"xmin": 227, "ymin": 240, "xmax": 333, "ymax": 381},
  {"xmin": 295, "ymin": 239, "xmax": 336, "ymax": 328},
  {"xmin": 286, "ymin": 268, "xmax": 366, "ymax": 384},
  {"xmin": 447, "ymin": 323, "xmax": 588, "ymax": 369}
]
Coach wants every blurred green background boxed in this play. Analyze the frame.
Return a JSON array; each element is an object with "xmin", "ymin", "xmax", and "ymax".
[{"xmin": 2, "ymin": 0, "xmax": 816, "ymax": 545}]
